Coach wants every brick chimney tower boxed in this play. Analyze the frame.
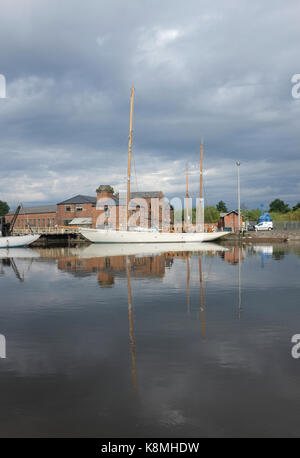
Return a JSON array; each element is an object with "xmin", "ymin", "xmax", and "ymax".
[{"xmin": 96, "ymin": 185, "xmax": 114, "ymax": 201}]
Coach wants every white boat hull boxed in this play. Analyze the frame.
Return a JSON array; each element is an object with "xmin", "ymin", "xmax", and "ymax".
[
  {"xmin": 0, "ymin": 234, "xmax": 40, "ymax": 248},
  {"xmin": 80, "ymin": 228, "xmax": 227, "ymax": 244}
]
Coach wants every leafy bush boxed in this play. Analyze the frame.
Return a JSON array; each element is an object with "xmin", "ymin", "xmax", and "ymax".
[
  {"xmin": 0, "ymin": 200, "xmax": 9, "ymax": 216},
  {"xmin": 96, "ymin": 185, "xmax": 114, "ymax": 194},
  {"xmin": 269, "ymin": 199, "xmax": 290, "ymax": 213}
]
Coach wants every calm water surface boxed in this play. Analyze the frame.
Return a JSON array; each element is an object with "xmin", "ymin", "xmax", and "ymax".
[{"xmin": 0, "ymin": 242, "xmax": 300, "ymax": 437}]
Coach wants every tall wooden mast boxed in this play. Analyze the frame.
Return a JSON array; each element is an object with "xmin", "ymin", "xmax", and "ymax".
[
  {"xmin": 185, "ymin": 165, "xmax": 189, "ymax": 231},
  {"xmin": 200, "ymin": 139, "xmax": 203, "ymax": 200},
  {"xmin": 127, "ymin": 87, "xmax": 135, "ymax": 229}
]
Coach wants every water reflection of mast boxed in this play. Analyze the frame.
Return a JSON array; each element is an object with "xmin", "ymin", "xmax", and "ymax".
[
  {"xmin": 198, "ymin": 139, "xmax": 205, "ymax": 338},
  {"xmin": 198, "ymin": 253, "xmax": 205, "ymax": 339},
  {"xmin": 11, "ymin": 258, "xmax": 24, "ymax": 282},
  {"xmin": 4, "ymin": 258, "xmax": 24, "ymax": 282},
  {"xmin": 238, "ymin": 245, "xmax": 242, "ymax": 319},
  {"xmin": 186, "ymin": 253, "xmax": 190, "ymax": 314},
  {"xmin": 126, "ymin": 257, "xmax": 137, "ymax": 394}
]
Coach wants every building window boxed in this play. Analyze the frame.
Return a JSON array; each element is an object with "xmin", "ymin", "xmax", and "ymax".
[
  {"xmin": 42, "ymin": 219, "xmax": 45, "ymax": 227},
  {"xmin": 47, "ymin": 218, "xmax": 50, "ymax": 227},
  {"xmin": 38, "ymin": 219, "xmax": 40, "ymax": 227},
  {"xmin": 52, "ymin": 218, "xmax": 55, "ymax": 227},
  {"xmin": 66, "ymin": 206, "xmax": 71, "ymax": 212},
  {"xmin": 76, "ymin": 206, "xmax": 83, "ymax": 212}
]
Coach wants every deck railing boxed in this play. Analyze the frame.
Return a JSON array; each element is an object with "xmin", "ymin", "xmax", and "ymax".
[{"xmin": 12, "ymin": 226, "xmax": 81, "ymax": 235}]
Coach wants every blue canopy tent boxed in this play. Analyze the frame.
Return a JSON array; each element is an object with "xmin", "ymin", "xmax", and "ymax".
[{"xmin": 258, "ymin": 212, "xmax": 272, "ymax": 223}]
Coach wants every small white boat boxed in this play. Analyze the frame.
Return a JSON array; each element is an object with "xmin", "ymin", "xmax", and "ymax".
[{"xmin": 0, "ymin": 234, "xmax": 40, "ymax": 248}]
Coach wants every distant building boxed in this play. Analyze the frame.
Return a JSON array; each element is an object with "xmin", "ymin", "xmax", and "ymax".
[
  {"xmin": 6, "ymin": 205, "xmax": 57, "ymax": 231},
  {"xmin": 57, "ymin": 195, "xmax": 96, "ymax": 227},
  {"xmin": 220, "ymin": 210, "xmax": 242, "ymax": 232},
  {"xmin": 5, "ymin": 187, "xmax": 169, "ymax": 231}
]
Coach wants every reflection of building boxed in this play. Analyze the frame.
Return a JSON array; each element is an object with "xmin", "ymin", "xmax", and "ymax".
[
  {"xmin": 219, "ymin": 246, "xmax": 243, "ymax": 265},
  {"xmin": 0, "ymin": 334, "xmax": 6, "ymax": 359},
  {"xmin": 57, "ymin": 254, "xmax": 166, "ymax": 286}
]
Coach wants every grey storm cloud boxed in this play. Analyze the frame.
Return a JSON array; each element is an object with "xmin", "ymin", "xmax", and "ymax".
[{"xmin": 0, "ymin": 0, "xmax": 299, "ymax": 208}]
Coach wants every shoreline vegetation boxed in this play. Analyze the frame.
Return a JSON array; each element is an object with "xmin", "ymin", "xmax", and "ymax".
[
  {"xmin": 175, "ymin": 199, "xmax": 300, "ymax": 224},
  {"xmin": 1, "ymin": 199, "xmax": 300, "ymax": 226}
]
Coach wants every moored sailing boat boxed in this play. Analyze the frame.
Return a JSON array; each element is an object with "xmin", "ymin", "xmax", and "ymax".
[
  {"xmin": 0, "ymin": 204, "xmax": 40, "ymax": 248},
  {"xmin": 0, "ymin": 234, "xmax": 40, "ymax": 248},
  {"xmin": 80, "ymin": 88, "xmax": 226, "ymax": 244}
]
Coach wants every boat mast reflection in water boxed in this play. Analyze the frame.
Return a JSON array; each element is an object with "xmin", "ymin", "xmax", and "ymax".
[
  {"xmin": 126, "ymin": 257, "xmax": 137, "ymax": 394},
  {"xmin": 238, "ymin": 245, "xmax": 242, "ymax": 319},
  {"xmin": 186, "ymin": 252, "xmax": 190, "ymax": 314},
  {"xmin": 198, "ymin": 252, "xmax": 205, "ymax": 340},
  {"xmin": 0, "ymin": 248, "xmax": 39, "ymax": 282}
]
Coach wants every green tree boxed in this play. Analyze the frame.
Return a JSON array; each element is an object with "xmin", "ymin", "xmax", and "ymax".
[
  {"xmin": 216, "ymin": 200, "xmax": 228, "ymax": 213},
  {"xmin": 242, "ymin": 208, "xmax": 261, "ymax": 221},
  {"xmin": 179, "ymin": 206, "xmax": 220, "ymax": 223},
  {"xmin": 204, "ymin": 206, "xmax": 220, "ymax": 223},
  {"xmin": 292, "ymin": 202, "xmax": 300, "ymax": 212},
  {"xmin": 269, "ymin": 199, "xmax": 290, "ymax": 213},
  {"xmin": 0, "ymin": 200, "xmax": 9, "ymax": 216}
]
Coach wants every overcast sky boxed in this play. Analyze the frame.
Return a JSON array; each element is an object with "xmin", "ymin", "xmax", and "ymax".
[{"xmin": 0, "ymin": 0, "xmax": 299, "ymax": 210}]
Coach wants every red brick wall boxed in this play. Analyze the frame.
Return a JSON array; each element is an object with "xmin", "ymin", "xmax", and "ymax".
[
  {"xmin": 5, "ymin": 212, "xmax": 57, "ymax": 230},
  {"xmin": 92, "ymin": 192, "xmax": 167, "ymax": 229},
  {"xmin": 56, "ymin": 202, "xmax": 95, "ymax": 226},
  {"xmin": 223, "ymin": 213, "xmax": 243, "ymax": 232},
  {"xmin": 5, "ymin": 191, "xmax": 168, "ymax": 231}
]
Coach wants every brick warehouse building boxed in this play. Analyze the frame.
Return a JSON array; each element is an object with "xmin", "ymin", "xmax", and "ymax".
[
  {"xmin": 5, "ymin": 186, "xmax": 170, "ymax": 231},
  {"xmin": 6, "ymin": 205, "xmax": 57, "ymax": 231}
]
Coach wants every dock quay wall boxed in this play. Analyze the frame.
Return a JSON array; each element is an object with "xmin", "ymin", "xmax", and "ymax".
[{"xmin": 222, "ymin": 230, "xmax": 300, "ymax": 243}]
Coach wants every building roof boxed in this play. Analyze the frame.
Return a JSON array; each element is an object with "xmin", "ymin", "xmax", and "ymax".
[
  {"xmin": 7, "ymin": 205, "xmax": 57, "ymax": 215},
  {"xmin": 115, "ymin": 191, "xmax": 162, "ymax": 199},
  {"xmin": 69, "ymin": 217, "xmax": 92, "ymax": 225},
  {"xmin": 57, "ymin": 195, "xmax": 97, "ymax": 205},
  {"xmin": 97, "ymin": 191, "xmax": 163, "ymax": 207},
  {"xmin": 220, "ymin": 210, "xmax": 239, "ymax": 217}
]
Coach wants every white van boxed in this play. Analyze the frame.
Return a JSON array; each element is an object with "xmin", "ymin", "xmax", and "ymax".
[{"xmin": 255, "ymin": 221, "xmax": 273, "ymax": 231}]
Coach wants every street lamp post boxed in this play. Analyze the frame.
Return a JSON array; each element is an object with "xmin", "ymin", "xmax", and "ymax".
[{"xmin": 236, "ymin": 161, "xmax": 241, "ymax": 233}]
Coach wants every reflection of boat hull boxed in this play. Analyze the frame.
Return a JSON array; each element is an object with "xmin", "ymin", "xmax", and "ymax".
[
  {"xmin": 79, "ymin": 242, "xmax": 228, "ymax": 258},
  {"xmin": 80, "ymin": 229, "xmax": 226, "ymax": 244},
  {"xmin": 0, "ymin": 248, "xmax": 40, "ymax": 258},
  {"xmin": 0, "ymin": 234, "xmax": 40, "ymax": 248}
]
